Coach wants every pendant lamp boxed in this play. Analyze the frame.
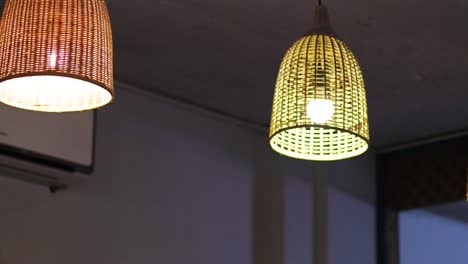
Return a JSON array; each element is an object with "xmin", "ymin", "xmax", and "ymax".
[
  {"xmin": 269, "ymin": 1, "xmax": 370, "ymax": 161},
  {"xmin": 0, "ymin": 0, "xmax": 114, "ymax": 112}
]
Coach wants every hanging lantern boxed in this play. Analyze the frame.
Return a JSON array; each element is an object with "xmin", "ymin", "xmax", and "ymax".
[
  {"xmin": 269, "ymin": 4, "xmax": 370, "ymax": 161},
  {"xmin": 0, "ymin": 0, "xmax": 114, "ymax": 112}
]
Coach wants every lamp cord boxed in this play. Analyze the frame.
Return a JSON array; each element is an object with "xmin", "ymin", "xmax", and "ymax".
[{"xmin": 318, "ymin": 0, "xmax": 322, "ymax": 6}]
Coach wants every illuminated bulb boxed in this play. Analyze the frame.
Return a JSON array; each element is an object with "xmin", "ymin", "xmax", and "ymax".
[
  {"xmin": 49, "ymin": 52, "xmax": 57, "ymax": 68},
  {"xmin": 306, "ymin": 99, "xmax": 334, "ymax": 124}
]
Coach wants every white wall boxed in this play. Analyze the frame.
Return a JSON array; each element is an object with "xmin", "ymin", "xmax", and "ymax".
[
  {"xmin": 400, "ymin": 208, "xmax": 468, "ymax": 264},
  {"xmin": 0, "ymin": 87, "xmax": 376, "ymax": 264}
]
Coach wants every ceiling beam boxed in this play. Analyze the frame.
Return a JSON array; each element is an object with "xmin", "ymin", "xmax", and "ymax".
[{"xmin": 115, "ymin": 79, "xmax": 269, "ymax": 134}]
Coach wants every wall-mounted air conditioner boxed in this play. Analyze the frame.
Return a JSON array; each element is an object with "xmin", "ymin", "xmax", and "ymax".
[{"xmin": 0, "ymin": 104, "xmax": 95, "ymax": 192}]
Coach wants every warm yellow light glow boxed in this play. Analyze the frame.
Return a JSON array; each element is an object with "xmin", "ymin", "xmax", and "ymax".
[
  {"xmin": 306, "ymin": 99, "xmax": 334, "ymax": 124},
  {"xmin": 269, "ymin": 34, "xmax": 369, "ymax": 161},
  {"xmin": 270, "ymin": 127, "xmax": 369, "ymax": 161},
  {"xmin": 0, "ymin": 76, "xmax": 112, "ymax": 112}
]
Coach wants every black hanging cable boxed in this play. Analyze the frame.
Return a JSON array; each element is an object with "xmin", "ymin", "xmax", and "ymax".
[{"xmin": 318, "ymin": 0, "xmax": 322, "ymax": 6}]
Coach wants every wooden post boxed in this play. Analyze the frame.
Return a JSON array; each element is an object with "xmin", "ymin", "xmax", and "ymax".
[{"xmin": 312, "ymin": 166, "xmax": 328, "ymax": 264}]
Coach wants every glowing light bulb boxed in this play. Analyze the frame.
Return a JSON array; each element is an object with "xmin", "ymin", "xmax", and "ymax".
[
  {"xmin": 49, "ymin": 52, "xmax": 57, "ymax": 68},
  {"xmin": 306, "ymin": 99, "xmax": 334, "ymax": 124}
]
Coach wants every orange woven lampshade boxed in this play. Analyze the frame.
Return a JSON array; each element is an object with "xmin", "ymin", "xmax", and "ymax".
[{"xmin": 0, "ymin": 0, "xmax": 114, "ymax": 112}]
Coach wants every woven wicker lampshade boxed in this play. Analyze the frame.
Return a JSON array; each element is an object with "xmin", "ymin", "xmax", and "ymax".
[
  {"xmin": 0, "ymin": 0, "xmax": 113, "ymax": 112},
  {"xmin": 269, "ymin": 5, "xmax": 370, "ymax": 161}
]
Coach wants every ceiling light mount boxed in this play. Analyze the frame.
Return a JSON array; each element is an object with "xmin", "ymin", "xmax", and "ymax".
[{"xmin": 310, "ymin": 4, "xmax": 335, "ymax": 37}]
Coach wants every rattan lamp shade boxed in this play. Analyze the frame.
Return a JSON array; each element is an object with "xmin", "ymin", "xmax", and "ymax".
[
  {"xmin": 0, "ymin": 0, "xmax": 113, "ymax": 112},
  {"xmin": 269, "ymin": 5, "xmax": 369, "ymax": 161}
]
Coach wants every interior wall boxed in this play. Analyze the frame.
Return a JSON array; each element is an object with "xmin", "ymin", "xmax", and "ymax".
[
  {"xmin": 322, "ymin": 153, "xmax": 377, "ymax": 264},
  {"xmin": 0, "ymin": 86, "xmax": 376, "ymax": 264},
  {"xmin": 400, "ymin": 208, "xmax": 468, "ymax": 264}
]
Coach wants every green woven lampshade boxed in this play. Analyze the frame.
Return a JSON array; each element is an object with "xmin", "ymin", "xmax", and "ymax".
[{"xmin": 269, "ymin": 5, "xmax": 370, "ymax": 161}]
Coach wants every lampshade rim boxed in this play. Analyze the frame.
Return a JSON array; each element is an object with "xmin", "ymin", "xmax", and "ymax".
[
  {"xmin": 0, "ymin": 71, "xmax": 114, "ymax": 97},
  {"xmin": 270, "ymin": 138, "xmax": 369, "ymax": 161},
  {"xmin": 269, "ymin": 125, "xmax": 369, "ymax": 161},
  {"xmin": 269, "ymin": 124, "xmax": 370, "ymax": 144}
]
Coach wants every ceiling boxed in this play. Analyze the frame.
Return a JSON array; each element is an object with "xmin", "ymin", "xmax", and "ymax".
[
  {"xmin": 429, "ymin": 201, "xmax": 468, "ymax": 223},
  {"xmin": 3, "ymin": 0, "xmax": 468, "ymax": 148}
]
